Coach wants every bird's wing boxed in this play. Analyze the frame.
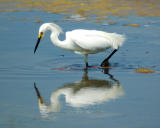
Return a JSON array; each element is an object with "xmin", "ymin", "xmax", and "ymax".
[
  {"xmin": 66, "ymin": 29, "xmax": 121, "ymax": 52},
  {"xmin": 68, "ymin": 29, "xmax": 114, "ymax": 51}
]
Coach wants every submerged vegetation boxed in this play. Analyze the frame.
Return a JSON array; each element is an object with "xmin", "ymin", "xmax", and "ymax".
[
  {"xmin": 0, "ymin": 0, "xmax": 160, "ymax": 17},
  {"xmin": 135, "ymin": 68, "xmax": 155, "ymax": 74}
]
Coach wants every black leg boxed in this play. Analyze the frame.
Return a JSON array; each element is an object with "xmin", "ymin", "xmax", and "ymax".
[
  {"xmin": 86, "ymin": 62, "xmax": 89, "ymax": 68},
  {"xmin": 101, "ymin": 49, "xmax": 118, "ymax": 67}
]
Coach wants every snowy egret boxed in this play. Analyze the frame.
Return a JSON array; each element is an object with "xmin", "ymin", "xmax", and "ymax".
[{"xmin": 34, "ymin": 23, "xmax": 126, "ymax": 67}]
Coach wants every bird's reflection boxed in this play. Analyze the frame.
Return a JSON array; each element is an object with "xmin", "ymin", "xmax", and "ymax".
[{"xmin": 34, "ymin": 69, "xmax": 124, "ymax": 117}]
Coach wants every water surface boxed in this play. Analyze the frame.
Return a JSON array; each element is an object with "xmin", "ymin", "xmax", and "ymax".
[{"xmin": 0, "ymin": 10, "xmax": 160, "ymax": 128}]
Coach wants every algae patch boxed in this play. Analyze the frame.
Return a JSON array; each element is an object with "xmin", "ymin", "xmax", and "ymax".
[
  {"xmin": 0, "ymin": 0, "xmax": 160, "ymax": 17},
  {"xmin": 135, "ymin": 68, "xmax": 155, "ymax": 74},
  {"xmin": 123, "ymin": 24, "xmax": 140, "ymax": 27}
]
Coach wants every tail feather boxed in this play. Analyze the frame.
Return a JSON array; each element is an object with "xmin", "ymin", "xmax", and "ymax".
[{"xmin": 111, "ymin": 33, "xmax": 126, "ymax": 49}]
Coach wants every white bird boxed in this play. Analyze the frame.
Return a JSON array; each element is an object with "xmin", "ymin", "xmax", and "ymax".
[{"xmin": 34, "ymin": 23, "xmax": 126, "ymax": 67}]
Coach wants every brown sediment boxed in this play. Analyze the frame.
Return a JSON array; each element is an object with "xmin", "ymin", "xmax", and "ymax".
[
  {"xmin": 108, "ymin": 21, "xmax": 117, "ymax": 25},
  {"xmin": 123, "ymin": 24, "xmax": 140, "ymax": 27},
  {"xmin": 35, "ymin": 19, "xmax": 43, "ymax": 23},
  {"xmin": 135, "ymin": 68, "xmax": 155, "ymax": 74},
  {"xmin": 95, "ymin": 17, "xmax": 109, "ymax": 20},
  {"xmin": 0, "ymin": 0, "xmax": 160, "ymax": 18}
]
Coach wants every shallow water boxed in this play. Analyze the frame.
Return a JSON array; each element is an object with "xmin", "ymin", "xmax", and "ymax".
[{"xmin": 0, "ymin": 11, "xmax": 160, "ymax": 128}]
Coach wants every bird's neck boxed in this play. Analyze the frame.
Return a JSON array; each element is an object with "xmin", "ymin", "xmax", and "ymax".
[
  {"xmin": 50, "ymin": 33, "xmax": 61, "ymax": 46},
  {"xmin": 50, "ymin": 33, "xmax": 71, "ymax": 51}
]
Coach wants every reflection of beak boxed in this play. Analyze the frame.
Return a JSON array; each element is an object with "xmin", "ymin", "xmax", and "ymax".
[
  {"xmin": 34, "ymin": 32, "xmax": 43, "ymax": 54},
  {"xmin": 34, "ymin": 83, "xmax": 44, "ymax": 104}
]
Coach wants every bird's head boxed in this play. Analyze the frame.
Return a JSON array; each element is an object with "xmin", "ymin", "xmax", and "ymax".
[
  {"xmin": 34, "ymin": 24, "xmax": 48, "ymax": 54},
  {"xmin": 34, "ymin": 23, "xmax": 63, "ymax": 54}
]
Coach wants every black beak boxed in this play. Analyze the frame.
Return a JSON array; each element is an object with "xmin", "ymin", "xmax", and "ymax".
[{"xmin": 34, "ymin": 37, "xmax": 41, "ymax": 54}]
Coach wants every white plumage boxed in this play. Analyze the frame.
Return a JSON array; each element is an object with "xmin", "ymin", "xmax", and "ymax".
[{"xmin": 34, "ymin": 23, "xmax": 126, "ymax": 67}]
